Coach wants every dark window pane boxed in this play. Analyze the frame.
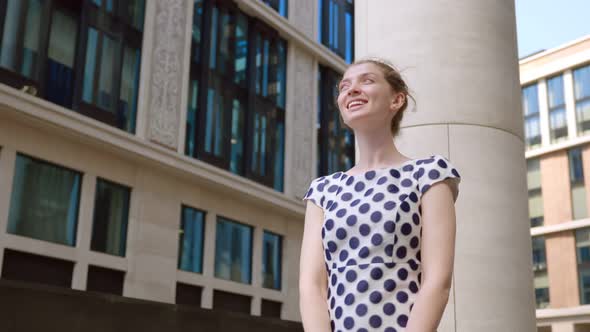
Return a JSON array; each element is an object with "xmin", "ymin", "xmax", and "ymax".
[
  {"xmin": 212, "ymin": 289, "xmax": 251, "ymax": 314},
  {"xmin": 0, "ymin": 0, "xmax": 43, "ymax": 78},
  {"xmin": 7, "ymin": 154, "xmax": 81, "ymax": 246},
  {"xmin": 82, "ymin": 27, "xmax": 99, "ymax": 103},
  {"xmin": 319, "ymin": 0, "xmax": 354, "ymax": 63},
  {"xmin": 45, "ymin": 8, "xmax": 78, "ymax": 108},
  {"xmin": 569, "ymin": 147, "xmax": 585, "ymax": 183},
  {"xmin": 214, "ymin": 217, "xmax": 252, "ymax": 284},
  {"xmin": 531, "ymin": 236, "xmax": 549, "ymax": 308},
  {"xmin": 90, "ymin": 178, "xmax": 131, "ymax": 257},
  {"xmin": 98, "ymin": 33, "xmax": 117, "ymax": 110},
  {"xmin": 260, "ymin": 0, "xmax": 288, "ymax": 17},
  {"xmin": 191, "ymin": 0, "xmax": 204, "ymax": 64},
  {"xmin": 575, "ymin": 65, "xmax": 590, "ymax": 135},
  {"xmin": 204, "ymin": 77, "xmax": 231, "ymax": 156},
  {"xmin": 230, "ymin": 98, "xmax": 245, "ymax": 174},
  {"xmin": 120, "ymin": 0, "xmax": 145, "ymax": 31},
  {"xmin": 262, "ymin": 231, "xmax": 282, "ymax": 290},
  {"xmin": 1, "ymin": 249, "xmax": 73, "ymax": 288},
  {"xmin": 176, "ymin": 282, "xmax": 203, "ymax": 307},
  {"xmin": 178, "ymin": 206, "xmax": 205, "ymax": 274},
  {"xmin": 234, "ymin": 13, "xmax": 248, "ymax": 86},
  {"xmin": 576, "ymin": 229, "xmax": 590, "ymax": 305},
  {"xmin": 86, "ymin": 265, "xmax": 124, "ymax": 295},
  {"xmin": 119, "ymin": 45, "xmax": 141, "ymax": 132},
  {"xmin": 185, "ymin": 79, "xmax": 199, "ymax": 156},
  {"xmin": 261, "ymin": 299, "xmax": 282, "ymax": 318},
  {"xmin": 521, "ymin": 84, "xmax": 539, "ymax": 116},
  {"xmin": 273, "ymin": 118, "xmax": 284, "ymax": 191}
]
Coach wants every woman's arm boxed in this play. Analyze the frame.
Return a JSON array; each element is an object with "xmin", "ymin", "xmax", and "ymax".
[
  {"xmin": 299, "ymin": 201, "xmax": 331, "ymax": 332},
  {"xmin": 405, "ymin": 179, "xmax": 457, "ymax": 332}
]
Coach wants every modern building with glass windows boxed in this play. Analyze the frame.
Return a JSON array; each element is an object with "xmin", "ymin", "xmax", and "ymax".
[
  {"xmin": 521, "ymin": 34, "xmax": 590, "ymax": 332},
  {"xmin": 0, "ymin": 0, "xmax": 354, "ymax": 322}
]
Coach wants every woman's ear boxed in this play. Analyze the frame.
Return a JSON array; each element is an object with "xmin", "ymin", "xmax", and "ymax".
[{"xmin": 390, "ymin": 93, "xmax": 406, "ymax": 111}]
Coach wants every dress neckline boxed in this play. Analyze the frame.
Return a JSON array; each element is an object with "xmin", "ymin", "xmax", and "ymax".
[{"xmin": 339, "ymin": 156, "xmax": 426, "ymax": 177}]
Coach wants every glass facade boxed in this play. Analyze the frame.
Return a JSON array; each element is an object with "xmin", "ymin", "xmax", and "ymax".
[
  {"xmin": 318, "ymin": 65, "xmax": 355, "ymax": 176},
  {"xmin": 569, "ymin": 147, "xmax": 587, "ymax": 220},
  {"xmin": 575, "ymin": 64, "xmax": 590, "ymax": 135},
  {"xmin": 90, "ymin": 178, "xmax": 131, "ymax": 257},
  {"xmin": 319, "ymin": 0, "xmax": 354, "ymax": 63},
  {"xmin": 260, "ymin": 0, "xmax": 287, "ymax": 17},
  {"xmin": 0, "ymin": 0, "xmax": 144, "ymax": 133},
  {"xmin": 521, "ymin": 84, "xmax": 542, "ymax": 149},
  {"xmin": 532, "ymin": 236, "xmax": 550, "ymax": 308},
  {"xmin": 262, "ymin": 231, "xmax": 282, "ymax": 290},
  {"xmin": 185, "ymin": 0, "xmax": 286, "ymax": 192},
  {"xmin": 527, "ymin": 158, "xmax": 544, "ymax": 227},
  {"xmin": 547, "ymin": 75, "xmax": 568, "ymax": 143},
  {"xmin": 7, "ymin": 154, "xmax": 81, "ymax": 246},
  {"xmin": 577, "ymin": 228, "xmax": 590, "ymax": 305},
  {"xmin": 178, "ymin": 205, "xmax": 206, "ymax": 274},
  {"xmin": 214, "ymin": 217, "xmax": 252, "ymax": 284}
]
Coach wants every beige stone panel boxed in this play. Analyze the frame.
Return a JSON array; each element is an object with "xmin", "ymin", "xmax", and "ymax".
[
  {"xmin": 287, "ymin": 0, "xmax": 315, "ymax": 40},
  {"xmin": 357, "ymin": 0, "xmax": 523, "ymax": 138},
  {"xmin": 449, "ymin": 125, "xmax": 536, "ymax": 331},
  {"xmin": 554, "ymin": 322, "xmax": 576, "ymax": 332},
  {"xmin": 124, "ymin": 252, "xmax": 178, "ymax": 302},
  {"xmin": 546, "ymin": 232, "xmax": 580, "ymax": 308},
  {"xmin": 520, "ymin": 37, "xmax": 590, "ymax": 81},
  {"xmin": 282, "ymin": 217, "xmax": 304, "ymax": 321},
  {"xmin": 541, "ymin": 151, "xmax": 572, "ymax": 225},
  {"xmin": 285, "ymin": 44, "xmax": 317, "ymax": 199},
  {"xmin": 0, "ymin": 118, "xmax": 137, "ymax": 187}
]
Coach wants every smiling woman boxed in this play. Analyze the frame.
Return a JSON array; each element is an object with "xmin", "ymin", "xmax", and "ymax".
[{"xmin": 299, "ymin": 57, "xmax": 460, "ymax": 332}]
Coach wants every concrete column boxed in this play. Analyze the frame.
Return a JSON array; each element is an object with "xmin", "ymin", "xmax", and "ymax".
[
  {"xmin": 538, "ymin": 79, "xmax": 551, "ymax": 147},
  {"xmin": 356, "ymin": 1, "xmax": 536, "ymax": 331}
]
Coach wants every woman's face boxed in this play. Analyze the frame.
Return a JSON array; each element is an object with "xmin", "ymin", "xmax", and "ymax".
[{"xmin": 337, "ymin": 62, "xmax": 401, "ymax": 130}]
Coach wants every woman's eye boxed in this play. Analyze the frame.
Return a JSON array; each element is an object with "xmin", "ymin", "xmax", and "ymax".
[{"xmin": 364, "ymin": 79, "xmax": 373, "ymax": 83}]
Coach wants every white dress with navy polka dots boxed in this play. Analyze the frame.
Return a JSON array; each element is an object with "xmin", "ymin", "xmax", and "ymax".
[{"xmin": 302, "ymin": 154, "xmax": 461, "ymax": 332}]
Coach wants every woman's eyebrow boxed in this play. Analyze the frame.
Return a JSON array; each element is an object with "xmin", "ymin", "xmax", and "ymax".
[{"xmin": 340, "ymin": 72, "xmax": 377, "ymax": 83}]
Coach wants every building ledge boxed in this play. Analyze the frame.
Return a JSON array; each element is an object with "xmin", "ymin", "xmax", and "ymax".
[
  {"xmin": 0, "ymin": 84, "xmax": 306, "ymax": 219},
  {"xmin": 537, "ymin": 305, "xmax": 590, "ymax": 325},
  {"xmin": 531, "ymin": 218, "xmax": 590, "ymax": 236}
]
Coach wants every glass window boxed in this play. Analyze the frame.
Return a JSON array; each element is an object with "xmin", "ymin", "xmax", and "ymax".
[
  {"xmin": 532, "ymin": 236, "xmax": 549, "ymax": 308},
  {"xmin": 318, "ymin": 65, "xmax": 355, "ymax": 175},
  {"xmin": 0, "ymin": 0, "xmax": 143, "ymax": 133},
  {"xmin": 576, "ymin": 228, "xmax": 590, "ymax": 305},
  {"xmin": 574, "ymin": 64, "xmax": 590, "ymax": 135},
  {"xmin": 319, "ymin": 0, "xmax": 354, "ymax": 63},
  {"xmin": 569, "ymin": 147, "xmax": 587, "ymax": 220},
  {"xmin": 260, "ymin": 0, "xmax": 288, "ymax": 17},
  {"xmin": 521, "ymin": 84, "xmax": 542, "ymax": 149},
  {"xmin": 185, "ymin": 1, "xmax": 286, "ymax": 192},
  {"xmin": 178, "ymin": 205, "xmax": 205, "ymax": 274},
  {"xmin": 7, "ymin": 154, "xmax": 81, "ymax": 246},
  {"xmin": 547, "ymin": 75, "xmax": 568, "ymax": 143},
  {"xmin": 262, "ymin": 231, "xmax": 282, "ymax": 290},
  {"xmin": 90, "ymin": 178, "xmax": 131, "ymax": 257},
  {"xmin": 527, "ymin": 158, "xmax": 544, "ymax": 227},
  {"xmin": 214, "ymin": 217, "xmax": 252, "ymax": 284}
]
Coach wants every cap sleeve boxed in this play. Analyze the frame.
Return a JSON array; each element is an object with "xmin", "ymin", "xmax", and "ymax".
[
  {"xmin": 302, "ymin": 176, "xmax": 328, "ymax": 210},
  {"xmin": 417, "ymin": 154, "xmax": 461, "ymax": 202}
]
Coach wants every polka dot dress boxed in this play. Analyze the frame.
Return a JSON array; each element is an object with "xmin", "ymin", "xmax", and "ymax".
[{"xmin": 302, "ymin": 154, "xmax": 461, "ymax": 332}]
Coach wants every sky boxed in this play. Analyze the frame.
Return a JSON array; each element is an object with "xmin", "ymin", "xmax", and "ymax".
[{"xmin": 515, "ymin": 0, "xmax": 590, "ymax": 58}]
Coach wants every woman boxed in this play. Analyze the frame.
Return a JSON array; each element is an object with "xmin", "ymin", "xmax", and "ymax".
[{"xmin": 299, "ymin": 57, "xmax": 461, "ymax": 332}]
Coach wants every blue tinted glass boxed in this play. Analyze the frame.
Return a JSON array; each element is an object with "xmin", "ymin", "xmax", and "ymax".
[
  {"xmin": 569, "ymin": 147, "xmax": 584, "ymax": 182},
  {"xmin": 119, "ymin": 46, "xmax": 141, "ymax": 133},
  {"xmin": 262, "ymin": 231, "xmax": 282, "ymax": 290},
  {"xmin": 209, "ymin": 7, "xmax": 218, "ymax": 70},
  {"xmin": 205, "ymin": 88, "xmax": 215, "ymax": 153},
  {"xmin": 277, "ymin": 40, "xmax": 287, "ymax": 108},
  {"xmin": 521, "ymin": 84, "xmax": 539, "ymax": 116},
  {"xmin": 230, "ymin": 98, "xmax": 245, "ymax": 174},
  {"xmin": 214, "ymin": 218, "xmax": 252, "ymax": 284},
  {"xmin": 8, "ymin": 154, "xmax": 81, "ymax": 246},
  {"xmin": 234, "ymin": 14, "xmax": 248, "ymax": 85},
  {"xmin": 261, "ymin": 114, "xmax": 267, "ymax": 175},
  {"xmin": 98, "ymin": 33, "xmax": 117, "ymax": 110},
  {"xmin": 574, "ymin": 65, "xmax": 590, "ymax": 100},
  {"xmin": 91, "ymin": 179, "xmax": 130, "ymax": 257},
  {"xmin": 83, "ymin": 28, "xmax": 99, "ymax": 103},
  {"xmin": 178, "ymin": 206, "xmax": 205, "ymax": 273},
  {"xmin": 46, "ymin": 9, "xmax": 77, "ymax": 108},
  {"xmin": 251, "ymin": 112, "xmax": 259, "ymax": 171},
  {"xmin": 262, "ymin": 39, "xmax": 270, "ymax": 97},
  {"xmin": 185, "ymin": 79, "xmax": 199, "ymax": 156},
  {"xmin": 547, "ymin": 75, "xmax": 565, "ymax": 108},
  {"xmin": 345, "ymin": 12, "xmax": 352, "ymax": 63}
]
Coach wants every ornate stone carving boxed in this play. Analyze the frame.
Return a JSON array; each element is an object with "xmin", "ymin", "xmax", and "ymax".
[
  {"xmin": 291, "ymin": 47, "xmax": 316, "ymax": 198},
  {"xmin": 147, "ymin": 0, "xmax": 187, "ymax": 149}
]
